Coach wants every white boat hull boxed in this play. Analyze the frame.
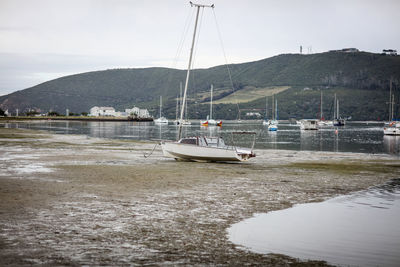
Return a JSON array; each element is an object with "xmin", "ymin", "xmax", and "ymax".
[
  {"xmin": 384, "ymin": 125, "xmax": 400, "ymax": 135},
  {"xmin": 161, "ymin": 141, "xmax": 253, "ymax": 162}
]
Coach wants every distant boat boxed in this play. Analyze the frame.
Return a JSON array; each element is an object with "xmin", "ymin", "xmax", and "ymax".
[
  {"xmin": 154, "ymin": 96, "xmax": 168, "ymax": 124},
  {"xmin": 317, "ymin": 90, "xmax": 333, "ymax": 126},
  {"xmin": 300, "ymin": 119, "xmax": 319, "ymax": 130},
  {"xmin": 268, "ymin": 124, "xmax": 278, "ymax": 131},
  {"xmin": 263, "ymin": 95, "xmax": 278, "ymax": 131},
  {"xmin": 174, "ymin": 82, "xmax": 191, "ymax": 126},
  {"xmin": 160, "ymin": 2, "xmax": 255, "ymax": 162},
  {"xmin": 384, "ymin": 78, "xmax": 400, "ymax": 135},
  {"xmin": 384, "ymin": 121, "xmax": 400, "ymax": 135},
  {"xmin": 200, "ymin": 84, "xmax": 222, "ymax": 126},
  {"xmin": 333, "ymin": 93, "xmax": 345, "ymax": 126}
]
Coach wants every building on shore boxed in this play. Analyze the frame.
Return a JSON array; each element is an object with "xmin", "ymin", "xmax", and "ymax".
[
  {"xmin": 89, "ymin": 107, "xmax": 116, "ymax": 117},
  {"xmin": 89, "ymin": 106, "xmax": 151, "ymax": 119},
  {"xmin": 382, "ymin": 49, "xmax": 397, "ymax": 56}
]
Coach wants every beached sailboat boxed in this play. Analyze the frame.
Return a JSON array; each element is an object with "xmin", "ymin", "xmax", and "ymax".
[
  {"xmin": 160, "ymin": 2, "xmax": 255, "ymax": 162},
  {"xmin": 201, "ymin": 84, "xmax": 222, "ymax": 126},
  {"xmin": 154, "ymin": 96, "xmax": 168, "ymax": 124}
]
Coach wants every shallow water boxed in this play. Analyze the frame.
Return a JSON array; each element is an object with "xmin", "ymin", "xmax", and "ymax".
[
  {"xmin": 228, "ymin": 179, "xmax": 400, "ymax": 267},
  {"xmin": 1, "ymin": 120, "xmax": 399, "ymax": 155}
]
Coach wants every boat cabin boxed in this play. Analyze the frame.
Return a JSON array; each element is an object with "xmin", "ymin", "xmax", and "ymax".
[{"xmin": 178, "ymin": 136, "xmax": 228, "ymax": 149}]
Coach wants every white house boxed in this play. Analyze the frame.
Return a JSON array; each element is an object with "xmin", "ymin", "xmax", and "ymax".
[
  {"xmin": 89, "ymin": 106, "xmax": 151, "ymax": 118},
  {"xmin": 125, "ymin": 107, "xmax": 140, "ymax": 116},
  {"xmin": 89, "ymin": 106, "xmax": 116, "ymax": 117},
  {"xmin": 125, "ymin": 107, "xmax": 151, "ymax": 118}
]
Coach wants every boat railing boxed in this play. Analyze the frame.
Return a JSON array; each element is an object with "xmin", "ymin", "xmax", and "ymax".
[{"xmin": 230, "ymin": 131, "xmax": 257, "ymax": 153}]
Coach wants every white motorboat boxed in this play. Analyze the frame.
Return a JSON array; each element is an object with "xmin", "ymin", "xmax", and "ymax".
[
  {"xmin": 300, "ymin": 119, "xmax": 319, "ymax": 130},
  {"xmin": 384, "ymin": 121, "xmax": 400, "ymax": 135}
]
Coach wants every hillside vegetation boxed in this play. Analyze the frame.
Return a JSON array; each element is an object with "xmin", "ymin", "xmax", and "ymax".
[{"xmin": 1, "ymin": 51, "xmax": 399, "ymax": 120}]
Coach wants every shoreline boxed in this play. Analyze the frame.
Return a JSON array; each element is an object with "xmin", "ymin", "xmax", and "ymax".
[
  {"xmin": 1, "ymin": 127, "xmax": 399, "ymax": 266},
  {"xmin": 0, "ymin": 116, "xmax": 153, "ymax": 122}
]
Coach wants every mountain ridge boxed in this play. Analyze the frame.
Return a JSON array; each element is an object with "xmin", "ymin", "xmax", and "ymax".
[{"xmin": 1, "ymin": 51, "xmax": 399, "ymax": 120}]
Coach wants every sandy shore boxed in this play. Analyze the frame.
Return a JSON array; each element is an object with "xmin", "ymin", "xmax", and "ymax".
[{"xmin": 1, "ymin": 127, "xmax": 399, "ymax": 266}]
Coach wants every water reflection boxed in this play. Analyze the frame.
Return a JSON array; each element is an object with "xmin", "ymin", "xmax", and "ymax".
[
  {"xmin": 228, "ymin": 179, "xmax": 400, "ymax": 267},
  {"xmin": 383, "ymin": 135, "xmax": 400, "ymax": 155},
  {"xmin": 0, "ymin": 121, "xmax": 398, "ymax": 155}
]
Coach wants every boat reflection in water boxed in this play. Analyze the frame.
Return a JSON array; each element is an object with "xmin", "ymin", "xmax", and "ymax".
[{"xmin": 383, "ymin": 135, "xmax": 400, "ymax": 155}]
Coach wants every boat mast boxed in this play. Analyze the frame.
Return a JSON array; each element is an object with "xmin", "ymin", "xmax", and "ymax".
[
  {"xmin": 159, "ymin": 96, "xmax": 162, "ymax": 118},
  {"xmin": 175, "ymin": 95, "xmax": 179, "ymax": 121},
  {"xmin": 389, "ymin": 77, "xmax": 393, "ymax": 121},
  {"xmin": 320, "ymin": 90, "xmax": 323, "ymax": 120},
  {"xmin": 334, "ymin": 93, "xmax": 337, "ymax": 120},
  {"xmin": 272, "ymin": 95, "xmax": 275, "ymax": 120},
  {"xmin": 178, "ymin": 2, "xmax": 214, "ymax": 139},
  {"xmin": 210, "ymin": 84, "xmax": 213, "ymax": 120}
]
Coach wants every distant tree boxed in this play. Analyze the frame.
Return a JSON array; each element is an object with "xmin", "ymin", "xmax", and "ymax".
[
  {"xmin": 48, "ymin": 111, "xmax": 60, "ymax": 116},
  {"xmin": 0, "ymin": 108, "xmax": 6, "ymax": 117},
  {"xmin": 26, "ymin": 110, "xmax": 39, "ymax": 116},
  {"xmin": 81, "ymin": 112, "xmax": 88, "ymax": 116}
]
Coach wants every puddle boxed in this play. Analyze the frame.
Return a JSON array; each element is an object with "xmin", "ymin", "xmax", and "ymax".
[{"xmin": 228, "ymin": 179, "xmax": 400, "ymax": 267}]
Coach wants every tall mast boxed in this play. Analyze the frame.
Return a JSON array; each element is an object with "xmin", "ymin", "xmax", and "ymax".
[
  {"xmin": 175, "ymin": 95, "xmax": 179, "ymax": 121},
  {"xmin": 272, "ymin": 95, "xmax": 275, "ymax": 120},
  {"xmin": 320, "ymin": 90, "xmax": 323, "ymax": 120},
  {"xmin": 179, "ymin": 81, "xmax": 182, "ymax": 115},
  {"xmin": 178, "ymin": 2, "xmax": 214, "ymax": 140},
  {"xmin": 334, "ymin": 93, "xmax": 337, "ymax": 120},
  {"xmin": 389, "ymin": 77, "xmax": 393, "ymax": 121},
  {"xmin": 159, "ymin": 96, "xmax": 162, "ymax": 118},
  {"xmin": 210, "ymin": 84, "xmax": 213, "ymax": 120}
]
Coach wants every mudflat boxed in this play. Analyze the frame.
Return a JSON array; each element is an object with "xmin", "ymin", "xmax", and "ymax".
[{"xmin": 1, "ymin": 127, "xmax": 399, "ymax": 266}]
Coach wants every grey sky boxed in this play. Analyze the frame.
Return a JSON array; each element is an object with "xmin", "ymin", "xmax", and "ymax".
[{"xmin": 0, "ymin": 0, "xmax": 399, "ymax": 96}]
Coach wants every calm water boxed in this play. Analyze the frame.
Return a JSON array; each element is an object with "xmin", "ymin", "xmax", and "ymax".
[
  {"xmin": 228, "ymin": 179, "xmax": 400, "ymax": 267},
  {"xmin": 1, "ymin": 120, "xmax": 399, "ymax": 155}
]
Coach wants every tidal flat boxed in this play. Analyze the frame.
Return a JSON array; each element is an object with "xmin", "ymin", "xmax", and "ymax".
[{"xmin": 0, "ymin": 127, "xmax": 399, "ymax": 266}]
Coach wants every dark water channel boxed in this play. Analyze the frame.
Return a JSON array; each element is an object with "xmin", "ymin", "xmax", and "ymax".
[{"xmin": 228, "ymin": 179, "xmax": 400, "ymax": 267}]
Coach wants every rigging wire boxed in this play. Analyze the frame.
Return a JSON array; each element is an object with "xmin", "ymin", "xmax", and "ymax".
[
  {"xmin": 171, "ymin": 7, "xmax": 195, "ymax": 69},
  {"xmin": 143, "ymin": 143, "xmax": 159, "ymax": 158},
  {"xmin": 212, "ymin": 9, "xmax": 241, "ymax": 120}
]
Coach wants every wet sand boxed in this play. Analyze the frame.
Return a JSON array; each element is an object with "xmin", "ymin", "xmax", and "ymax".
[{"xmin": 1, "ymin": 127, "xmax": 399, "ymax": 266}]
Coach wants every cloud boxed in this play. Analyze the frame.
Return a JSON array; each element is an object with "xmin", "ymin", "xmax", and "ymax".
[{"xmin": 0, "ymin": 0, "xmax": 399, "ymax": 96}]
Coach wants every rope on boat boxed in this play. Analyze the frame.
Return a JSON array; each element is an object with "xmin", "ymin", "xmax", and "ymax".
[{"xmin": 143, "ymin": 143, "xmax": 159, "ymax": 158}]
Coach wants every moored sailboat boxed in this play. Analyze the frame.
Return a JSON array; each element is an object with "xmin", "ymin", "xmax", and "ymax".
[
  {"xmin": 384, "ymin": 78, "xmax": 400, "ymax": 135},
  {"xmin": 154, "ymin": 96, "xmax": 168, "ymax": 124},
  {"xmin": 200, "ymin": 84, "xmax": 222, "ymax": 126}
]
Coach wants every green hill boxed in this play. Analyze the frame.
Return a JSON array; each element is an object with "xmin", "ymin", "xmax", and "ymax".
[{"xmin": 1, "ymin": 51, "xmax": 399, "ymax": 120}]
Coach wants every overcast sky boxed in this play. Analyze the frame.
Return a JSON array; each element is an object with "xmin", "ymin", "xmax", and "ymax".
[{"xmin": 1, "ymin": 0, "xmax": 399, "ymax": 96}]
